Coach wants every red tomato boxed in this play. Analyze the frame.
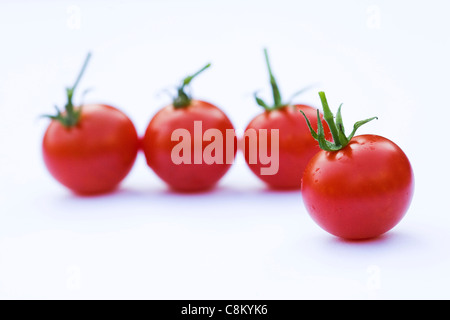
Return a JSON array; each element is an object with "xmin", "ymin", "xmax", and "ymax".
[
  {"xmin": 142, "ymin": 65, "xmax": 236, "ymax": 192},
  {"xmin": 42, "ymin": 53, "xmax": 139, "ymax": 195},
  {"xmin": 244, "ymin": 104, "xmax": 330, "ymax": 189},
  {"xmin": 301, "ymin": 92, "xmax": 414, "ymax": 240},
  {"xmin": 302, "ymin": 135, "xmax": 414, "ymax": 240},
  {"xmin": 243, "ymin": 49, "xmax": 331, "ymax": 189},
  {"xmin": 43, "ymin": 104, "xmax": 139, "ymax": 195}
]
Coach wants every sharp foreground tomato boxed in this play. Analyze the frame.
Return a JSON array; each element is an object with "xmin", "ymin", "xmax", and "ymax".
[
  {"xmin": 301, "ymin": 92, "xmax": 414, "ymax": 240},
  {"xmin": 142, "ymin": 64, "xmax": 236, "ymax": 192},
  {"xmin": 243, "ymin": 49, "xmax": 331, "ymax": 189},
  {"xmin": 42, "ymin": 53, "xmax": 139, "ymax": 195}
]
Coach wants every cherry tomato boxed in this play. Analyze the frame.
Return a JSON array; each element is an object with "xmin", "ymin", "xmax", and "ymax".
[
  {"xmin": 142, "ymin": 64, "xmax": 236, "ymax": 192},
  {"xmin": 243, "ymin": 49, "xmax": 331, "ymax": 189},
  {"xmin": 42, "ymin": 54, "xmax": 139, "ymax": 195},
  {"xmin": 301, "ymin": 92, "xmax": 414, "ymax": 240}
]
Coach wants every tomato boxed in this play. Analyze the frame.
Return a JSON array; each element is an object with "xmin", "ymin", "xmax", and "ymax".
[
  {"xmin": 42, "ymin": 53, "xmax": 139, "ymax": 195},
  {"xmin": 301, "ymin": 92, "xmax": 414, "ymax": 240},
  {"xmin": 243, "ymin": 49, "xmax": 331, "ymax": 189},
  {"xmin": 142, "ymin": 64, "xmax": 236, "ymax": 192}
]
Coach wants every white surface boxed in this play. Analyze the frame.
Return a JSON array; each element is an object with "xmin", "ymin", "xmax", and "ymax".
[{"xmin": 1, "ymin": 0, "xmax": 450, "ymax": 299}]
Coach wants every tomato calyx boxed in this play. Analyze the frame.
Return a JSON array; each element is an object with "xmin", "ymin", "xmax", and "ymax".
[
  {"xmin": 254, "ymin": 48, "xmax": 313, "ymax": 112},
  {"xmin": 43, "ymin": 52, "xmax": 92, "ymax": 128},
  {"xmin": 300, "ymin": 91, "xmax": 378, "ymax": 151},
  {"xmin": 172, "ymin": 63, "xmax": 211, "ymax": 109}
]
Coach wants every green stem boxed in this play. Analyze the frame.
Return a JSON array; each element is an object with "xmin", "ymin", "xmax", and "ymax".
[
  {"xmin": 72, "ymin": 52, "xmax": 92, "ymax": 94},
  {"xmin": 264, "ymin": 48, "xmax": 282, "ymax": 108},
  {"xmin": 319, "ymin": 92, "xmax": 341, "ymax": 147},
  {"xmin": 300, "ymin": 91, "xmax": 378, "ymax": 152},
  {"xmin": 182, "ymin": 63, "xmax": 210, "ymax": 87},
  {"xmin": 173, "ymin": 63, "xmax": 211, "ymax": 108},
  {"xmin": 67, "ymin": 52, "xmax": 91, "ymax": 119},
  {"xmin": 44, "ymin": 52, "xmax": 92, "ymax": 127},
  {"xmin": 254, "ymin": 48, "xmax": 313, "ymax": 112}
]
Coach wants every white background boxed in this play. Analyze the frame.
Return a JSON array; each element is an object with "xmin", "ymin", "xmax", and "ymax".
[{"xmin": 1, "ymin": 0, "xmax": 449, "ymax": 299}]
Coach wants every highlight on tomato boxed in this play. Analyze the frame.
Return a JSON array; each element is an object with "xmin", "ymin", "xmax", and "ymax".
[
  {"xmin": 42, "ymin": 53, "xmax": 140, "ymax": 195},
  {"xmin": 300, "ymin": 91, "xmax": 414, "ymax": 240},
  {"xmin": 243, "ymin": 48, "xmax": 331, "ymax": 189},
  {"xmin": 142, "ymin": 64, "xmax": 237, "ymax": 192}
]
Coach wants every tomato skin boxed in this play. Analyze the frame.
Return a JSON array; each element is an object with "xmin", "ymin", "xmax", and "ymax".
[
  {"xmin": 243, "ymin": 104, "xmax": 331, "ymax": 189},
  {"xmin": 42, "ymin": 104, "xmax": 139, "ymax": 195},
  {"xmin": 301, "ymin": 135, "xmax": 414, "ymax": 240},
  {"xmin": 142, "ymin": 100, "xmax": 236, "ymax": 192}
]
